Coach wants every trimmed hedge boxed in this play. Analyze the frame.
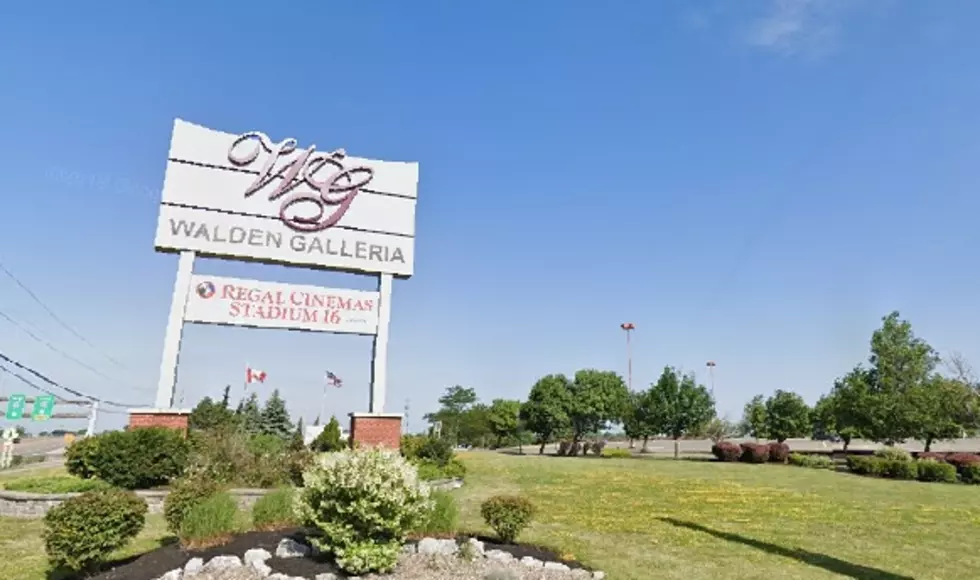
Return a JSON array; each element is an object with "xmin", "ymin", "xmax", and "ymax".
[
  {"xmin": 66, "ymin": 428, "xmax": 189, "ymax": 489},
  {"xmin": 788, "ymin": 453, "xmax": 833, "ymax": 470},
  {"xmin": 767, "ymin": 442, "xmax": 790, "ymax": 464},
  {"xmin": 739, "ymin": 443, "xmax": 770, "ymax": 464},
  {"xmin": 43, "ymin": 489, "xmax": 147, "ymax": 572},
  {"xmin": 916, "ymin": 459, "xmax": 957, "ymax": 483},
  {"xmin": 711, "ymin": 441, "xmax": 741, "ymax": 462}
]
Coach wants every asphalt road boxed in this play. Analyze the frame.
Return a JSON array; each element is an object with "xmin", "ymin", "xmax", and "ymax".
[{"xmin": 9, "ymin": 436, "xmax": 67, "ymax": 457}]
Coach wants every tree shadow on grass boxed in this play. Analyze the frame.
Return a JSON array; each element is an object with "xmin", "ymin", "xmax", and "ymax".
[{"xmin": 659, "ymin": 518, "xmax": 913, "ymax": 580}]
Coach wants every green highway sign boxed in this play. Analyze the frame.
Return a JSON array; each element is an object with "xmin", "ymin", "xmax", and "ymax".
[
  {"xmin": 32, "ymin": 395, "xmax": 55, "ymax": 421},
  {"xmin": 5, "ymin": 394, "xmax": 26, "ymax": 420}
]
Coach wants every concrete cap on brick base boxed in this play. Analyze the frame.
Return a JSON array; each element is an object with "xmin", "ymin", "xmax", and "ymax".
[
  {"xmin": 349, "ymin": 413, "xmax": 403, "ymax": 450},
  {"xmin": 128, "ymin": 408, "xmax": 192, "ymax": 435}
]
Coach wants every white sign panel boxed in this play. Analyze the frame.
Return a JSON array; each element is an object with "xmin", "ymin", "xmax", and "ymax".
[
  {"xmin": 183, "ymin": 275, "xmax": 380, "ymax": 335},
  {"xmin": 154, "ymin": 119, "xmax": 419, "ymax": 278}
]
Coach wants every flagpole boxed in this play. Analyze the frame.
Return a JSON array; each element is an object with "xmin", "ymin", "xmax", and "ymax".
[{"xmin": 320, "ymin": 377, "xmax": 326, "ymax": 427}]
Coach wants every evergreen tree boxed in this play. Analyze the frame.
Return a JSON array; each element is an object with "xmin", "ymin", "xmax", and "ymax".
[
  {"xmin": 189, "ymin": 396, "xmax": 237, "ymax": 431},
  {"xmin": 237, "ymin": 392, "xmax": 263, "ymax": 434},
  {"xmin": 220, "ymin": 385, "xmax": 231, "ymax": 408},
  {"xmin": 311, "ymin": 415, "xmax": 345, "ymax": 452},
  {"xmin": 260, "ymin": 389, "xmax": 294, "ymax": 438},
  {"xmin": 290, "ymin": 417, "xmax": 306, "ymax": 450}
]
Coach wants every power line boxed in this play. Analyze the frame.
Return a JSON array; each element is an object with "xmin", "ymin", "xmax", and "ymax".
[
  {"xmin": 0, "ymin": 308, "xmax": 152, "ymax": 393},
  {"xmin": 0, "ymin": 259, "xmax": 130, "ymax": 370},
  {"xmin": 0, "ymin": 351, "xmax": 147, "ymax": 408}
]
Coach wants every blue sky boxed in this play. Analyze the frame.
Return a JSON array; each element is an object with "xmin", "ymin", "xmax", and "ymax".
[{"xmin": 2, "ymin": 1, "xmax": 980, "ymax": 432}]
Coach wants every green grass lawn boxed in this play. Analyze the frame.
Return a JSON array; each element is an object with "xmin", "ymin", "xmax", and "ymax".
[
  {"xmin": 453, "ymin": 451, "xmax": 980, "ymax": 580},
  {"xmin": 0, "ymin": 515, "xmax": 170, "ymax": 580},
  {"xmin": 3, "ymin": 453, "xmax": 979, "ymax": 579}
]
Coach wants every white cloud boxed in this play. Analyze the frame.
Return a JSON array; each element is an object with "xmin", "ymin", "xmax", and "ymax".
[{"xmin": 746, "ymin": 0, "xmax": 846, "ymax": 59}]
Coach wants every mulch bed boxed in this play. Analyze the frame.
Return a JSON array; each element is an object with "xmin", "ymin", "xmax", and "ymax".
[{"xmin": 83, "ymin": 529, "xmax": 589, "ymax": 580}]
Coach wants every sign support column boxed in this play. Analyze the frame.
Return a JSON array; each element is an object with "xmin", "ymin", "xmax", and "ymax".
[
  {"xmin": 369, "ymin": 273, "xmax": 393, "ymax": 413},
  {"xmin": 155, "ymin": 250, "xmax": 196, "ymax": 409}
]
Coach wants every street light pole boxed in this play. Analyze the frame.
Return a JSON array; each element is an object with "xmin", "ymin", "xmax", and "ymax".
[
  {"xmin": 620, "ymin": 323, "xmax": 635, "ymax": 390},
  {"xmin": 706, "ymin": 361, "xmax": 716, "ymax": 397}
]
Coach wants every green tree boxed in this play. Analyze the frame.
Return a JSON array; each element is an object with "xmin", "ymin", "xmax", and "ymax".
[
  {"xmin": 189, "ymin": 396, "xmax": 236, "ymax": 431},
  {"xmin": 764, "ymin": 390, "xmax": 811, "ymax": 443},
  {"xmin": 908, "ymin": 376, "xmax": 978, "ymax": 451},
  {"xmin": 457, "ymin": 403, "xmax": 492, "ymax": 448},
  {"xmin": 521, "ymin": 374, "xmax": 572, "ymax": 454},
  {"xmin": 424, "ymin": 385, "xmax": 478, "ymax": 443},
  {"xmin": 260, "ymin": 389, "xmax": 293, "ymax": 438},
  {"xmin": 629, "ymin": 389, "xmax": 661, "ymax": 451},
  {"xmin": 220, "ymin": 385, "xmax": 231, "ymax": 408},
  {"xmin": 843, "ymin": 312, "xmax": 939, "ymax": 445},
  {"xmin": 311, "ymin": 415, "xmax": 345, "ymax": 452},
  {"xmin": 487, "ymin": 399, "xmax": 521, "ymax": 448},
  {"xmin": 703, "ymin": 417, "xmax": 736, "ymax": 443},
  {"xmin": 647, "ymin": 367, "xmax": 715, "ymax": 458},
  {"xmin": 236, "ymin": 393, "xmax": 263, "ymax": 435},
  {"xmin": 742, "ymin": 395, "xmax": 769, "ymax": 439},
  {"xmin": 566, "ymin": 369, "xmax": 631, "ymax": 453},
  {"xmin": 290, "ymin": 417, "xmax": 306, "ymax": 450}
]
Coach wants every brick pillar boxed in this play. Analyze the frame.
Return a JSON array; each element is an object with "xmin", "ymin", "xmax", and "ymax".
[
  {"xmin": 127, "ymin": 408, "xmax": 192, "ymax": 435},
  {"xmin": 349, "ymin": 413, "xmax": 403, "ymax": 450}
]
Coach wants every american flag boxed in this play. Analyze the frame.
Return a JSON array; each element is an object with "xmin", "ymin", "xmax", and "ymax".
[{"xmin": 325, "ymin": 370, "xmax": 343, "ymax": 388}]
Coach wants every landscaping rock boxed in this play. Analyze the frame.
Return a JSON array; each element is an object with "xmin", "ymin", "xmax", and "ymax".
[
  {"xmin": 203, "ymin": 556, "xmax": 243, "ymax": 572},
  {"xmin": 466, "ymin": 537, "xmax": 485, "ymax": 556},
  {"xmin": 483, "ymin": 569, "xmax": 520, "ymax": 580},
  {"xmin": 157, "ymin": 569, "xmax": 182, "ymax": 580},
  {"xmin": 485, "ymin": 549, "xmax": 514, "ymax": 562},
  {"xmin": 249, "ymin": 559, "xmax": 271, "ymax": 576},
  {"xmin": 275, "ymin": 537, "xmax": 311, "ymax": 558},
  {"xmin": 314, "ymin": 573, "xmax": 338, "ymax": 580},
  {"xmin": 268, "ymin": 574, "xmax": 305, "ymax": 580},
  {"xmin": 544, "ymin": 561, "xmax": 571, "ymax": 571},
  {"xmin": 402, "ymin": 542, "xmax": 417, "ymax": 555},
  {"xmin": 243, "ymin": 548, "xmax": 272, "ymax": 566},
  {"xmin": 520, "ymin": 556, "xmax": 543, "ymax": 568},
  {"xmin": 417, "ymin": 537, "xmax": 458, "ymax": 556},
  {"xmin": 184, "ymin": 558, "xmax": 205, "ymax": 575},
  {"xmin": 592, "ymin": 572, "xmax": 606, "ymax": 579}
]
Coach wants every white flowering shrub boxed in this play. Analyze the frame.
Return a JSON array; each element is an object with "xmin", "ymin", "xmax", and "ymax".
[{"xmin": 295, "ymin": 447, "xmax": 432, "ymax": 574}]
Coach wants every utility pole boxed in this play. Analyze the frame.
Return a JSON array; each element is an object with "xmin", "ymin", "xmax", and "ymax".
[
  {"xmin": 620, "ymin": 323, "xmax": 636, "ymax": 390},
  {"xmin": 86, "ymin": 401, "xmax": 99, "ymax": 437}
]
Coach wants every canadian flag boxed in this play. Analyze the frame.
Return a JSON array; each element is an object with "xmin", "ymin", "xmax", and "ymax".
[{"xmin": 246, "ymin": 367, "xmax": 267, "ymax": 384}]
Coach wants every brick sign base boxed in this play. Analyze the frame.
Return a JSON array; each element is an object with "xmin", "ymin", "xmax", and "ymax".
[
  {"xmin": 349, "ymin": 413, "xmax": 403, "ymax": 450},
  {"xmin": 127, "ymin": 408, "xmax": 192, "ymax": 435}
]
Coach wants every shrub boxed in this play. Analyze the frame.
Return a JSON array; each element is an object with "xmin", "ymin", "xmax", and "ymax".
[
  {"xmin": 186, "ymin": 429, "xmax": 303, "ymax": 488},
  {"xmin": 601, "ymin": 448, "xmax": 632, "ymax": 459},
  {"xmin": 252, "ymin": 487, "xmax": 298, "ymax": 530},
  {"xmin": 961, "ymin": 463, "xmax": 980, "ymax": 484},
  {"xmin": 80, "ymin": 428, "xmax": 189, "ymax": 489},
  {"xmin": 590, "ymin": 440, "xmax": 607, "ymax": 455},
  {"xmin": 43, "ymin": 489, "xmax": 147, "ymax": 572},
  {"xmin": 846, "ymin": 455, "xmax": 882, "ymax": 476},
  {"xmin": 400, "ymin": 434, "xmax": 427, "ymax": 461},
  {"xmin": 873, "ymin": 447, "xmax": 911, "ymax": 462},
  {"xmin": 295, "ymin": 448, "xmax": 432, "ymax": 575},
  {"xmin": 917, "ymin": 452, "xmax": 947, "ymax": 462},
  {"xmin": 711, "ymin": 441, "xmax": 741, "ymax": 462},
  {"xmin": 945, "ymin": 453, "xmax": 980, "ymax": 471},
  {"xmin": 767, "ymin": 442, "xmax": 790, "ymax": 464},
  {"xmin": 480, "ymin": 495, "xmax": 535, "ymax": 544},
  {"xmin": 414, "ymin": 490, "xmax": 459, "ymax": 537},
  {"xmin": 557, "ymin": 441, "xmax": 570, "ymax": 456},
  {"xmin": 179, "ymin": 492, "xmax": 239, "ymax": 549},
  {"xmin": 788, "ymin": 453, "xmax": 834, "ymax": 469},
  {"xmin": 164, "ymin": 475, "xmax": 220, "ymax": 535},
  {"xmin": 739, "ymin": 443, "xmax": 770, "ymax": 464},
  {"xmin": 64, "ymin": 436, "xmax": 102, "ymax": 479},
  {"xmin": 3, "ymin": 475, "xmax": 110, "ymax": 494},
  {"xmin": 443, "ymin": 457, "xmax": 467, "ymax": 479},
  {"xmin": 416, "ymin": 436, "xmax": 453, "ymax": 467},
  {"xmin": 916, "ymin": 459, "xmax": 957, "ymax": 483},
  {"xmin": 879, "ymin": 459, "xmax": 918, "ymax": 480},
  {"xmin": 311, "ymin": 416, "xmax": 346, "ymax": 453}
]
